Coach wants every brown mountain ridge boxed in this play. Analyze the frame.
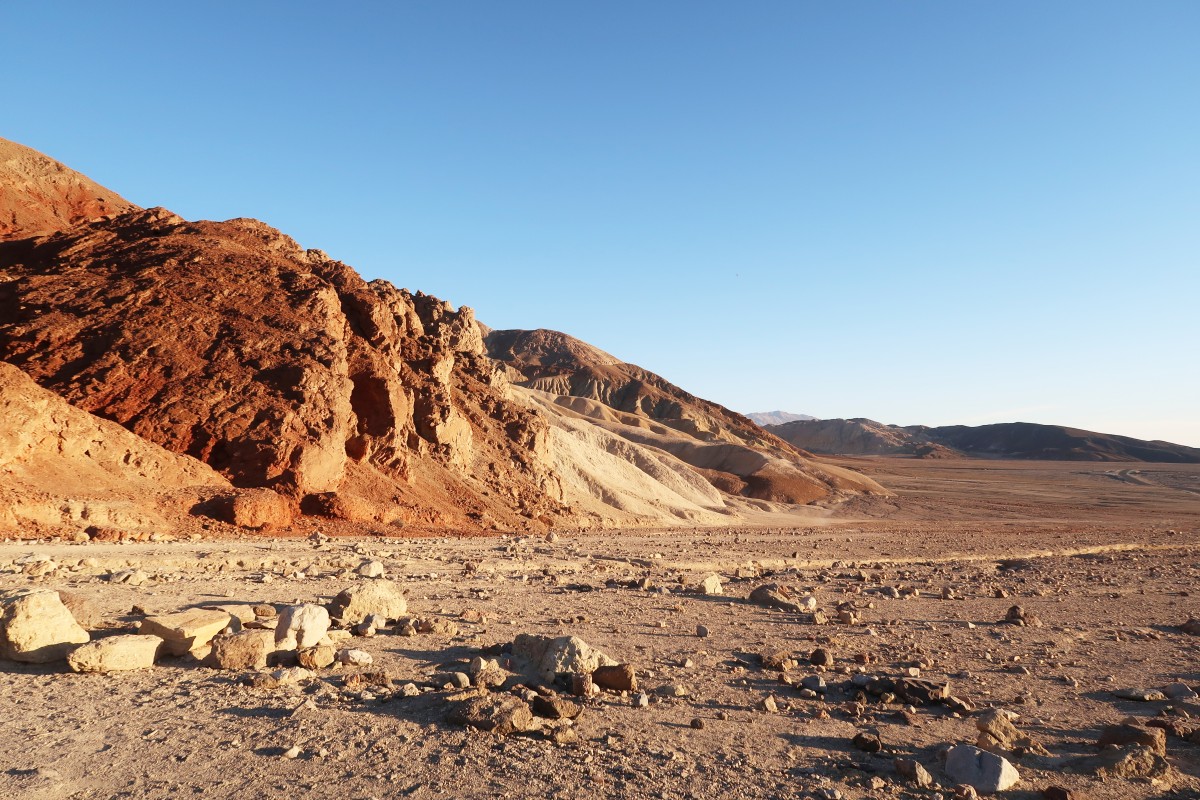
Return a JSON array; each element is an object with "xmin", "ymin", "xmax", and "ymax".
[{"xmin": 0, "ymin": 137, "xmax": 882, "ymax": 536}]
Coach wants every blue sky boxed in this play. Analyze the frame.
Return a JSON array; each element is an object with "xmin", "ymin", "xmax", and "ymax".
[{"xmin": 3, "ymin": 2, "xmax": 1197, "ymax": 445}]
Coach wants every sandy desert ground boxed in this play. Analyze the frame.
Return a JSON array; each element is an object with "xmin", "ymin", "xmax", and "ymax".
[{"xmin": 2, "ymin": 458, "xmax": 1198, "ymax": 800}]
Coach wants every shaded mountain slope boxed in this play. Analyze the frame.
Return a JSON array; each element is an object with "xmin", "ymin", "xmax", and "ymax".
[{"xmin": 768, "ymin": 418, "xmax": 1200, "ymax": 463}]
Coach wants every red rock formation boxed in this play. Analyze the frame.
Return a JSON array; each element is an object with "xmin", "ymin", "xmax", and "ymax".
[
  {"xmin": 0, "ymin": 137, "xmax": 137, "ymax": 240},
  {"xmin": 0, "ymin": 208, "xmax": 566, "ymax": 529}
]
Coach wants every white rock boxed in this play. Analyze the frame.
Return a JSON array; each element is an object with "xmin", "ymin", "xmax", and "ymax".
[
  {"xmin": 139, "ymin": 609, "xmax": 234, "ymax": 656},
  {"xmin": 337, "ymin": 648, "xmax": 373, "ymax": 666},
  {"xmin": 944, "ymin": 744, "xmax": 1020, "ymax": 794},
  {"xmin": 698, "ymin": 574, "xmax": 723, "ymax": 595},
  {"xmin": 275, "ymin": 604, "xmax": 330, "ymax": 650},
  {"xmin": 0, "ymin": 589, "xmax": 89, "ymax": 663},
  {"xmin": 357, "ymin": 560, "xmax": 385, "ymax": 578}
]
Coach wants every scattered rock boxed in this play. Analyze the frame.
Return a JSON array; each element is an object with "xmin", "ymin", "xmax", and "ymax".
[
  {"xmin": 0, "ymin": 589, "xmax": 90, "ymax": 663},
  {"xmin": 1179, "ymin": 618, "xmax": 1200, "ymax": 636},
  {"xmin": 140, "ymin": 608, "xmax": 233, "ymax": 657},
  {"xmin": 445, "ymin": 695, "xmax": 537, "ymax": 735},
  {"xmin": 592, "ymin": 663, "xmax": 637, "ymax": 692},
  {"xmin": 1042, "ymin": 788, "xmax": 1075, "ymax": 800},
  {"xmin": 356, "ymin": 560, "xmax": 385, "ymax": 578},
  {"xmin": 1068, "ymin": 745, "xmax": 1168, "ymax": 778},
  {"xmin": 810, "ymin": 647, "xmax": 833, "ymax": 666},
  {"xmin": 696, "ymin": 574, "xmax": 723, "ymax": 595},
  {"xmin": 297, "ymin": 644, "xmax": 336, "ymax": 670},
  {"xmin": 511, "ymin": 634, "xmax": 617, "ymax": 683},
  {"xmin": 1003, "ymin": 605, "xmax": 1042, "ymax": 627},
  {"xmin": 1097, "ymin": 722, "xmax": 1166, "ymax": 755},
  {"xmin": 66, "ymin": 634, "xmax": 162, "ymax": 672},
  {"xmin": 531, "ymin": 694, "xmax": 582, "ymax": 720},
  {"xmin": 852, "ymin": 731, "xmax": 882, "ymax": 752},
  {"xmin": 944, "ymin": 744, "xmax": 1020, "ymax": 794},
  {"xmin": 209, "ymin": 630, "xmax": 274, "ymax": 669},
  {"xmin": 274, "ymin": 604, "xmax": 331, "ymax": 651},
  {"xmin": 1112, "ymin": 687, "xmax": 1166, "ymax": 702},
  {"xmin": 749, "ymin": 583, "xmax": 808, "ymax": 612},
  {"xmin": 329, "ymin": 580, "xmax": 407, "ymax": 625},
  {"xmin": 337, "ymin": 648, "xmax": 372, "ymax": 666},
  {"xmin": 894, "ymin": 758, "xmax": 934, "ymax": 788}
]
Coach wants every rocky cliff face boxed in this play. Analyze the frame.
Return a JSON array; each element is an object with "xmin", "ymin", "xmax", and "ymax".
[
  {"xmin": 0, "ymin": 137, "xmax": 137, "ymax": 240},
  {"xmin": 0, "ymin": 207, "xmax": 565, "ymax": 529}
]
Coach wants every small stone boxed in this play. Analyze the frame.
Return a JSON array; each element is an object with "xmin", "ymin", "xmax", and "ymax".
[
  {"xmin": 357, "ymin": 560, "xmax": 385, "ymax": 578},
  {"xmin": 1097, "ymin": 723, "xmax": 1166, "ymax": 755},
  {"xmin": 894, "ymin": 758, "xmax": 934, "ymax": 787},
  {"xmin": 592, "ymin": 663, "xmax": 637, "ymax": 692},
  {"xmin": 944, "ymin": 744, "xmax": 1020, "ymax": 793},
  {"xmin": 852, "ymin": 731, "xmax": 882, "ymax": 752},
  {"xmin": 445, "ymin": 695, "xmax": 536, "ymax": 735},
  {"xmin": 283, "ymin": 746, "xmax": 302, "ymax": 759},
  {"xmin": 760, "ymin": 695, "xmax": 779, "ymax": 713},
  {"xmin": 749, "ymin": 583, "xmax": 807, "ymax": 612},
  {"xmin": 690, "ymin": 718, "xmax": 705, "ymax": 729},
  {"xmin": 531, "ymin": 694, "xmax": 583, "ymax": 720},
  {"xmin": 696, "ymin": 624, "xmax": 710, "ymax": 638},
  {"xmin": 1162, "ymin": 682, "xmax": 1197, "ymax": 700},
  {"xmin": 296, "ymin": 644, "xmax": 336, "ymax": 670},
  {"xmin": 337, "ymin": 648, "xmax": 372, "ymax": 666},
  {"xmin": 329, "ymin": 580, "xmax": 407, "ymax": 625},
  {"xmin": 253, "ymin": 604, "xmax": 276, "ymax": 619},
  {"xmin": 632, "ymin": 692, "xmax": 650, "ymax": 708},
  {"xmin": 810, "ymin": 648, "xmax": 833, "ymax": 666},
  {"xmin": 697, "ymin": 574, "xmax": 724, "ymax": 595}
]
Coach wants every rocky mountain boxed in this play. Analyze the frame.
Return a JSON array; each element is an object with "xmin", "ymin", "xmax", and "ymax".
[
  {"xmin": 745, "ymin": 411, "xmax": 816, "ymax": 427},
  {"xmin": 1, "ymin": 138, "xmax": 136, "ymax": 240},
  {"xmin": 768, "ymin": 418, "xmax": 1200, "ymax": 463},
  {"xmin": 0, "ymin": 137, "xmax": 883, "ymax": 536},
  {"xmin": 486, "ymin": 329, "xmax": 881, "ymax": 505}
]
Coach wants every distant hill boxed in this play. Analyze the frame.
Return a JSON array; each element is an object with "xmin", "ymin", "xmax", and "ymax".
[
  {"xmin": 745, "ymin": 411, "xmax": 815, "ymax": 426},
  {"xmin": 767, "ymin": 418, "xmax": 1200, "ymax": 463}
]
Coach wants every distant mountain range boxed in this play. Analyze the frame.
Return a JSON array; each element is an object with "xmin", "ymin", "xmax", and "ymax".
[
  {"xmin": 763, "ymin": 418, "xmax": 1200, "ymax": 463},
  {"xmin": 745, "ymin": 411, "xmax": 815, "ymax": 426}
]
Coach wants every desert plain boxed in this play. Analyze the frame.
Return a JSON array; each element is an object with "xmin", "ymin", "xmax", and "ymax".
[{"xmin": 2, "ymin": 457, "xmax": 1198, "ymax": 800}]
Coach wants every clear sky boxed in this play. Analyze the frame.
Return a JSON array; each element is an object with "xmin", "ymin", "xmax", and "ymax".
[{"xmin": 3, "ymin": 2, "xmax": 1197, "ymax": 445}]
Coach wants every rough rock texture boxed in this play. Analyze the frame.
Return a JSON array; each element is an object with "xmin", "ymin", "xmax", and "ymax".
[
  {"xmin": 488, "ymin": 328, "xmax": 885, "ymax": 505},
  {"xmin": 0, "ymin": 589, "xmax": 90, "ymax": 662},
  {"xmin": 328, "ymin": 581, "xmax": 407, "ymax": 625},
  {"xmin": 0, "ymin": 206, "xmax": 569, "ymax": 530},
  {"xmin": 510, "ymin": 634, "xmax": 617, "ymax": 683},
  {"xmin": 0, "ymin": 137, "xmax": 137, "ymax": 240},
  {"xmin": 0, "ymin": 360, "xmax": 229, "ymax": 534},
  {"xmin": 66, "ymin": 634, "xmax": 162, "ymax": 673},
  {"xmin": 275, "ymin": 604, "xmax": 330, "ymax": 651},
  {"xmin": 208, "ymin": 629, "xmax": 274, "ymax": 670},
  {"xmin": 944, "ymin": 744, "xmax": 1020, "ymax": 794}
]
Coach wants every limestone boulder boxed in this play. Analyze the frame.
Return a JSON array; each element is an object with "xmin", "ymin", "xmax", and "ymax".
[
  {"xmin": 139, "ymin": 609, "xmax": 234, "ymax": 657},
  {"xmin": 275, "ymin": 604, "xmax": 330, "ymax": 650},
  {"xmin": 328, "ymin": 581, "xmax": 407, "ymax": 625},
  {"xmin": 510, "ymin": 634, "xmax": 617, "ymax": 683},
  {"xmin": 67, "ymin": 635, "xmax": 162, "ymax": 673},
  {"xmin": 0, "ymin": 589, "xmax": 89, "ymax": 663}
]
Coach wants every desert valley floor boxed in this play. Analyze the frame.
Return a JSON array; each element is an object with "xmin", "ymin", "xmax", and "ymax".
[{"xmin": 2, "ymin": 457, "xmax": 1199, "ymax": 800}]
